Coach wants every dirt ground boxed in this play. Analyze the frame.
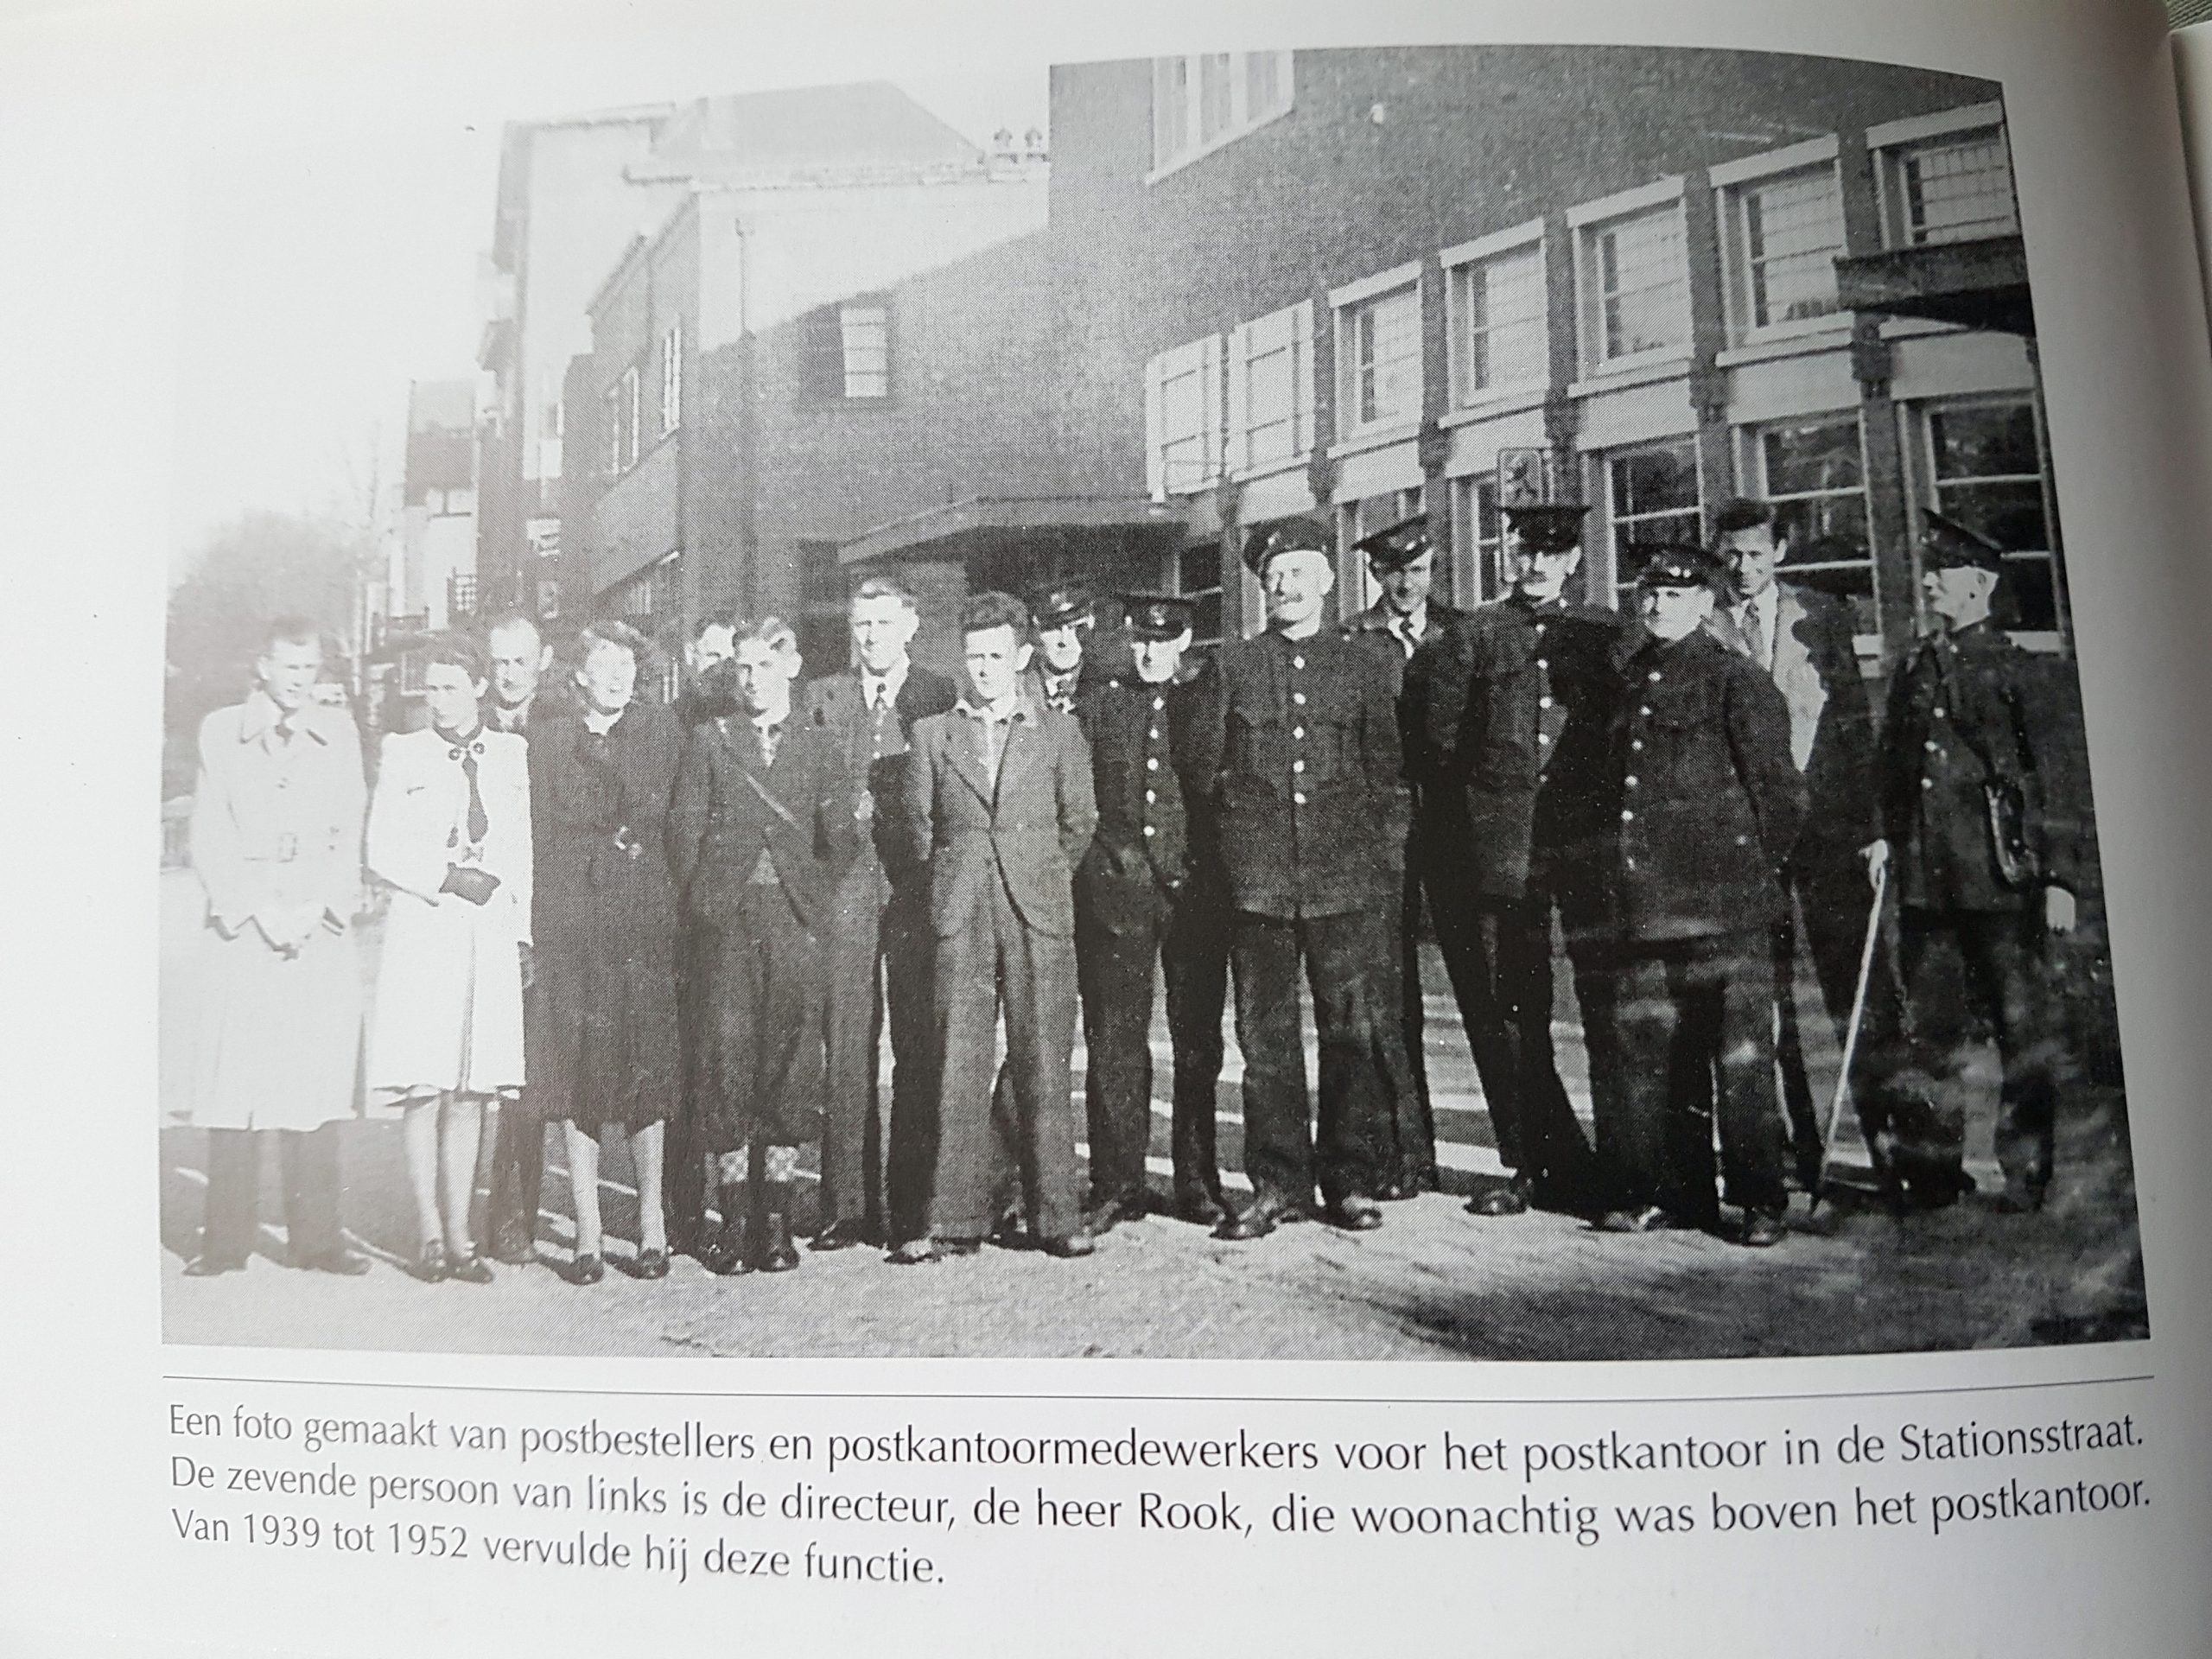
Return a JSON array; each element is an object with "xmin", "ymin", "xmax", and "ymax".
[{"xmin": 156, "ymin": 870, "xmax": 2146, "ymax": 1362}]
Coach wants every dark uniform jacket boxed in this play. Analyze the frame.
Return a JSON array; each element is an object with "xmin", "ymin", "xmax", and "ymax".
[
  {"xmin": 1708, "ymin": 582, "xmax": 1878, "ymax": 863},
  {"xmin": 528, "ymin": 702, "xmax": 683, "ymax": 952},
  {"xmin": 1074, "ymin": 668, "xmax": 1207, "ymax": 933},
  {"xmin": 1341, "ymin": 600, "xmax": 1470, "ymax": 700},
  {"xmin": 1403, "ymin": 597, "xmax": 1629, "ymax": 901},
  {"xmin": 1878, "ymin": 620, "xmax": 2080, "ymax": 912},
  {"xmin": 1187, "ymin": 626, "xmax": 1403, "ymax": 920},
  {"xmin": 802, "ymin": 664, "xmax": 959, "ymax": 887},
  {"xmin": 904, "ymin": 697, "xmax": 1099, "ymax": 941},
  {"xmin": 1605, "ymin": 628, "xmax": 1806, "ymax": 944},
  {"xmin": 667, "ymin": 714, "xmax": 859, "ymax": 933}
]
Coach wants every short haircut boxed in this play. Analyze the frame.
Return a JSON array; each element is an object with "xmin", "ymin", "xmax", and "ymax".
[
  {"xmin": 961, "ymin": 590, "xmax": 1032, "ymax": 640},
  {"xmin": 734, "ymin": 614, "xmax": 799, "ymax": 656},
  {"xmin": 419, "ymin": 631, "xmax": 486, "ymax": 682},
  {"xmin": 1713, "ymin": 498, "xmax": 1781, "ymax": 537},
  {"xmin": 483, "ymin": 611, "xmax": 542, "ymax": 648},
  {"xmin": 578, "ymin": 620, "xmax": 651, "ymax": 665},
  {"xmin": 851, "ymin": 575, "xmax": 917, "ymax": 613},
  {"xmin": 261, "ymin": 615, "xmax": 322, "ymax": 654},
  {"xmin": 690, "ymin": 604, "xmax": 742, "ymax": 641}
]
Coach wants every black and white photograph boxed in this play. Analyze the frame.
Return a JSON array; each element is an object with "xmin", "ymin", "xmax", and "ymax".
[{"xmin": 157, "ymin": 41, "xmax": 2145, "ymax": 1362}]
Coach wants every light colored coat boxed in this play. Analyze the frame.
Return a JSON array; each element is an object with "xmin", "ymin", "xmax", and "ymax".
[
  {"xmin": 364, "ymin": 725, "xmax": 532, "ymax": 1102},
  {"xmin": 187, "ymin": 693, "xmax": 367, "ymax": 1131}
]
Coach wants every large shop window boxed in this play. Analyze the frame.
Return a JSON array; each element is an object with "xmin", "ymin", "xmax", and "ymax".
[
  {"xmin": 1448, "ymin": 238, "xmax": 1548, "ymax": 403},
  {"xmin": 1872, "ymin": 105, "xmax": 2019, "ymax": 249},
  {"xmin": 1580, "ymin": 200, "xmax": 1690, "ymax": 370},
  {"xmin": 803, "ymin": 297, "xmax": 891, "ymax": 401},
  {"xmin": 1227, "ymin": 302, "xmax": 1315, "ymax": 474},
  {"xmin": 1144, "ymin": 335, "xmax": 1224, "ymax": 499},
  {"xmin": 1606, "ymin": 438, "xmax": 1702, "ymax": 597},
  {"xmin": 1744, "ymin": 415, "xmax": 1878, "ymax": 639},
  {"xmin": 1150, "ymin": 52, "xmax": 1294, "ymax": 177},
  {"xmin": 1337, "ymin": 283, "xmax": 1422, "ymax": 435},
  {"xmin": 1913, "ymin": 396, "xmax": 2061, "ymax": 643},
  {"xmin": 1719, "ymin": 160, "xmax": 1847, "ymax": 340}
]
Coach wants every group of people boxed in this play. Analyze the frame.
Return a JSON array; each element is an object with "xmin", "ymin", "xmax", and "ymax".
[{"xmin": 179, "ymin": 485, "xmax": 2081, "ymax": 1287}]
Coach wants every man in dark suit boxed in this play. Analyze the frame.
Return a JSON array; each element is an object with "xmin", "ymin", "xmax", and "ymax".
[
  {"xmin": 799, "ymin": 577, "xmax": 958, "ymax": 1249},
  {"xmin": 1402, "ymin": 500, "xmax": 1621, "ymax": 1219},
  {"xmin": 1072, "ymin": 595, "xmax": 1229, "ymax": 1231},
  {"xmin": 1861, "ymin": 512, "xmax": 2081, "ymax": 1213},
  {"xmin": 1187, "ymin": 518, "xmax": 1403, "ymax": 1239},
  {"xmin": 668, "ymin": 620, "xmax": 859, "ymax": 1273},
  {"xmin": 1708, "ymin": 499, "xmax": 1893, "ymax": 1192},
  {"xmin": 1595, "ymin": 545, "xmax": 1806, "ymax": 1247},
  {"xmin": 1340, "ymin": 514, "xmax": 1467, "ymax": 1198},
  {"xmin": 896, "ymin": 591, "xmax": 1098, "ymax": 1262}
]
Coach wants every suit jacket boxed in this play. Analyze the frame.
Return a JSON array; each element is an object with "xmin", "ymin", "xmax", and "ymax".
[
  {"xmin": 1605, "ymin": 628, "xmax": 1807, "ymax": 944},
  {"xmin": 802, "ymin": 663, "xmax": 958, "ymax": 887},
  {"xmin": 668, "ymin": 713, "xmax": 859, "ymax": 932},
  {"xmin": 904, "ymin": 696, "xmax": 1098, "ymax": 940},
  {"xmin": 1878, "ymin": 620, "xmax": 2081, "ymax": 912},
  {"xmin": 1340, "ymin": 600, "xmax": 1469, "ymax": 702},
  {"xmin": 1074, "ymin": 668, "xmax": 1207, "ymax": 931},
  {"xmin": 526, "ymin": 702, "xmax": 683, "ymax": 951},
  {"xmin": 1707, "ymin": 582, "xmax": 1878, "ymax": 860},
  {"xmin": 1185, "ymin": 626, "xmax": 1403, "ymax": 919},
  {"xmin": 1403, "ymin": 598, "xmax": 1628, "ymax": 901}
]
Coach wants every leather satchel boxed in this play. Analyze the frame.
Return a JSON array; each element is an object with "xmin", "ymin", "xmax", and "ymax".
[{"xmin": 1982, "ymin": 779, "xmax": 2041, "ymax": 889}]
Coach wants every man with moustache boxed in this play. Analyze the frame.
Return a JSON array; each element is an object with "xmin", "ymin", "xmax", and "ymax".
[
  {"xmin": 1860, "ymin": 513, "xmax": 2081, "ymax": 1213},
  {"xmin": 799, "ymin": 577, "xmax": 958, "ymax": 1249},
  {"xmin": 1595, "ymin": 545, "xmax": 1804, "ymax": 1247},
  {"xmin": 1341, "ymin": 513, "xmax": 1468, "ymax": 1198},
  {"xmin": 1072, "ymin": 595, "xmax": 1230, "ymax": 1232},
  {"xmin": 1188, "ymin": 518, "xmax": 1402, "ymax": 1239},
  {"xmin": 1402, "ymin": 499, "xmax": 1623, "ymax": 1219}
]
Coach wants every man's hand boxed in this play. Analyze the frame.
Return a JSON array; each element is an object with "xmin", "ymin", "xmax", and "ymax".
[
  {"xmin": 2044, "ymin": 886, "xmax": 2077, "ymax": 938},
  {"xmin": 1859, "ymin": 837, "xmax": 1891, "ymax": 889}
]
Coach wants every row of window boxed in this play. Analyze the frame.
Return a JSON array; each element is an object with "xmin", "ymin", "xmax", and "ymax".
[
  {"xmin": 603, "ymin": 322, "xmax": 685, "ymax": 478},
  {"xmin": 1150, "ymin": 51, "xmax": 1295, "ymax": 178},
  {"xmin": 1145, "ymin": 104, "xmax": 2019, "ymax": 496}
]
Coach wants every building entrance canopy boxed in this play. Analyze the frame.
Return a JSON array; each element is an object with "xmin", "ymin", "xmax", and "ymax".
[
  {"xmin": 841, "ymin": 495, "xmax": 1189, "ymax": 571},
  {"xmin": 1835, "ymin": 233, "xmax": 2035, "ymax": 337}
]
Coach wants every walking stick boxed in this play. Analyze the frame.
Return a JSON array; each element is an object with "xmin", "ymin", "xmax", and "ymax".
[{"xmin": 1812, "ymin": 861, "xmax": 1888, "ymax": 1214}]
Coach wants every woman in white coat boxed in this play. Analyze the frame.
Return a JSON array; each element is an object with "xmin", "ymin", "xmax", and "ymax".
[{"xmin": 365, "ymin": 633, "xmax": 532, "ymax": 1282}]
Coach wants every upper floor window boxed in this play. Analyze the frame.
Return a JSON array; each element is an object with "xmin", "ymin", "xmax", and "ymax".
[
  {"xmin": 1871, "ymin": 103, "xmax": 2018, "ymax": 249},
  {"xmin": 1332, "ymin": 266, "xmax": 1423, "ymax": 438},
  {"xmin": 602, "ymin": 369, "xmax": 640, "ymax": 477},
  {"xmin": 1226, "ymin": 300, "xmax": 1315, "ymax": 474},
  {"xmin": 1713, "ymin": 140, "xmax": 1847, "ymax": 342},
  {"xmin": 1150, "ymin": 52, "xmax": 1294, "ymax": 178},
  {"xmin": 1572, "ymin": 181, "xmax": 1689, "ymax": 373},
  {"xmin": 658, "ymin": 321, "xmax": 683, "ymax": 435},
  {"xmin": 1445, "ymin": 222, "xmax": 1548, "ymax": 404},
  {"xmin": 1143, "ymin": 335, "xmax": 1223, "ymax": 499},
  {"xmin": 804, "ymin": 296, "xmax": 891, "ymax": 401}
]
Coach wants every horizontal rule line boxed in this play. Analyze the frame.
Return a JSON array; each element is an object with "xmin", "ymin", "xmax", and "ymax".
[{"xmin": 158, "ymin": 1371, "xmax": 2156, "ymax": 1408}]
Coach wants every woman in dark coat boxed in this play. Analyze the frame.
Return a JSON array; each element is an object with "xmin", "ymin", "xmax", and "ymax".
[{"xmin": 528, "ymin": 622, "xmax": 684, "ymax": 1284}]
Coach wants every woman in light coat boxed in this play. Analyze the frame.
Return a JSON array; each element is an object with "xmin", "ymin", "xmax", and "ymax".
[{"xmin": 365, "ymin": 632, "xmax": 532, "ymax": 1282}]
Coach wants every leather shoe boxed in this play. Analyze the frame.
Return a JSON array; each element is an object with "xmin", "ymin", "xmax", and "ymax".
[
  {"xmin": 1468, "ymin": 1172, "xmax": 1534, "ymax": 1217},
  {"xmin": 1323, "ymin": 1196, "xmax": 1383, "ymax": 1232},
  {"xmin": 699, "ymin": 1229, "xmax": 747, "ymax": 1276},
  {"xmin": 810, "ymin": 1218, "xmax": 876, "ymax": 1252},
  {"xmin": 1081, "ymin": 1192, "xmax": 1146, "ymax": 1235},
  {"xmin": 888, "ymin": 1236, "xmax": 942, "ymax": 1265},
  {"xmin": 1216, "ymin": 1187, "xmax": 1302, "ymax": 1241},
  {"xmin": 1740, "ymin": 1211, "xmax": 1787, "ymax": 1249},
  {"xmin": 298, "ymin": 1248, "xmax": 371, "ymax": 1276},
  {"xmin": 563, "ymin": 1252, "xmax": 606, "ymax": 1286},
  {"xmin": 1038, "ymin": 1231, "xmax": 1096, "ymax": 1259},
  {"xmin": 747, "ymin": 1215, "xmax": 801, "ymax": 1274},
  {"xmin": 1596, "ymin": 1205, "xmax": 1681, "ymax": 1235},
  {"xmin": 1171, "ymin": 1190, "xmax": 1230, "ymax": 1228},
  {"xmin": 620, "ymin": 1249, "xmax": 671, "ymax": 1281},
  {"xmin": 410, "ymin": 1240, "xmax": 450, "ymax": 1283},
  {"xmin": 1991, "ymin": 1178, "xmax": 2046, "ymax": 1215},
  {"xmin": 486, "ymin": 1227, "xmax": 535, "ymax": 1266},
  {"xmin": 182, "ymin": 1252, "xmax": 248, "ymax": 1278},
  {"xmin": 448, "ymin": 1252, "xmax": 495, "ymax": 1285}
]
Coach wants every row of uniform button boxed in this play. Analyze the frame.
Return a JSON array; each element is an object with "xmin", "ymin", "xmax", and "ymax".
[
  {"xmin": 1291, "ymin": 652, "xmax": 1309, "ymax": 806},
  {"xmin": 1920, "ymin": 702, "xmax": 1948, "ymax": 793},
  {"xmin": 1144, "ymin": 690, "xmax": 1166, "ymax": 837}
]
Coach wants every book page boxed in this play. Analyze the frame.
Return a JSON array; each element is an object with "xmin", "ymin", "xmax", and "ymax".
[
  {"xmin": 2173, "ymin": 22, "xmax": 2212, "ymax": 327},
  {"xmin": 3, "ymin": 0, "xmax": 2210, "ymax": 1652}
]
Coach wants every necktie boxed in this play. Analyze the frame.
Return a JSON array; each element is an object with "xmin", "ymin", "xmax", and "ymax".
[
  {"xmin": 1745, "ymin": 602, "xmax": 1770, "ymax": 669},
  {"xmin": 760, "ymin": 723, "xmax": 783, "ymax": 767},
  {"xmin": 1392, "ymin": 616, "xmax": 1418, "ymax": 658},
  {"xmin": 448, "ymin": 739, "xmax": 489, "ymax": 843}
]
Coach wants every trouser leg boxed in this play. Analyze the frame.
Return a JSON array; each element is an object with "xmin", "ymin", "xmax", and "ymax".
[
  {"xmin": 1400, "ymin": 857, "xmax": 1433, "ymax": 1151},
  {"xmin": 1605, "ymin": 950, "xmax": 1677, "ymax": 1213},
  {"xmin": 1077, "ymin": 898, "xmax": 1162, "ymax": 1204},
  {"xmin": 1709, "ymin": 933, "xmax": 1788, "ymax": 1216},
  {"xmin": 1306, "ymin": 909, "xmax": 1385, "ymax": 1208},
  {"xmin": 278, "ymin": 1122, "xmax": 344, "ymax": 1262},
  {"xmin": 820, "ymin": 863, "xmax": 887, "ymax": 1231},
  {"xmin": 1868, "ymin": 911, "xmax": 1971, "ymax": 1194},
  {"xmin": 1002, "ymin": 894, "xmax": 1082, "ymax": 1243},
  {"xmin": 1497, "ymin": 897, "xmax": 1598, "ymax": 1193},
  {"xmin": 1162, "ymin": 894, "xmax": 1229, "ymax": 1201},
  {"xmin": 1231, "ymin": 913, "xmax": 1315, "ymax": 1205},
  {"xmin": 488, "ymin": 1095, "xmax": 546, "ymax": 1249},
  {"xmin": 1967, "ymin": 912, "xmax": 2058, "ymax": 1193},
  {"xmin": 880, "ymin": 882, "xmax": 938, "ymax": 1241},
  {"xmin": 925, "ymin": 898, "xmax": 1003, "ymax": 1241},
  {"xmin": 200, "ymin": 1128, "xmax": 262, "ymax": 1263},
  {"xmin": 1428, "ymin": 878, "xmax": 1522, "ymax": 1160},
  {"xmin": 1364, "ymin": 864, "xmax": 1427, "ymax": 1188},
  {"xmin": 1770, "ymin": 891, "xmax": 1823, "ymax": 1185}
]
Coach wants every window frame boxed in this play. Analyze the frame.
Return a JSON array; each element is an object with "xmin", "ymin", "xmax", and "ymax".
[
  {"xmin": 1736, "ymin": 411, "xmax": 1882, "ymax": 652},
  {"xmin": 1226, "ymin": 300, "xmax": 1316, "ymax": 478},
  {"xmin": 1144, "ymin": 334, "xmax": 1224, "ymax": 500},
  {"xmin": 1868, "ymin": 102, "xmax": 2019, "ymax": 251},
  {"xmin": 658, "ymin": 321, "xmax": 683, "ymax": 435},
  {"xmin": 1570, "ymin": 178, "xmax": 1692, "ymax": 378},
  {"xmin": 1147, "ymin": 51, "xmax": 1295, "ymax": 181},
  {"xmin": 1602, "ymin": 436, "xmax": 1705, "ymax": 601},
  {"xmin": 801, "ymin": 296, "xmax": 893, "ymax": 404},
  {"xmin": 1442, "ymin": 219, "xmax": 1549, "ymax": 410},
  {"xmin": 1712, "ymin": 138, "xmax": 1850, "ymax": 347},
  {"xmin": 1901, "ymin": 391, "xmax": 2065, "ymax": 653},
  {"xmin": 1330, "ymin": 264, "xmax": 1425, "ymax": 444}
]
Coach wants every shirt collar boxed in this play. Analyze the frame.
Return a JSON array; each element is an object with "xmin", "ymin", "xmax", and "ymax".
[
  {"xmin": 860, "ymin": 660, "xmax": 910, "ymax": 704},
  {"xmin": 239, "ymin": 690, "xmax": 327, "ymax": 747},
  {"xmin": 954, "ymin": 688, "xmax": 1030, "ymax": 723}
]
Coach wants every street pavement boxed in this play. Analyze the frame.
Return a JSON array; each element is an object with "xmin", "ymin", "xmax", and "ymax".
[{"xmin": 158, "ymin": 870, "xmax": 2145, "ymax": 1360}]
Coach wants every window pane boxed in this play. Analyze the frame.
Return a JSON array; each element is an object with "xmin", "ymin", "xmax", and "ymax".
[
  {"xmin": 1153, "ymin": 58, "xmax": 1189, "ymax": 168},
  {"xmin": 1935, "ymin": 479, "xmax": 2048, "ymax": 556},
  {"xmin": 1905, "ymin": 134, "xmax": 2017, "ymax": 245},
  {"xmin": 1464, "ymin": 247, "xmax": 1545, "ymax": 392},
  {"xmin": 1745, "ymin": 169, "xmax": 1843, "ymax": 326},
  {"xmin": 1354, "ymin": 288, "xmax": 1421, "ymax": 425},
  {"xmin": 841, "ymin": 303, "xmax": 888, "ymax": 398},
  {"xmin": 1245, "ymin": 51, "xmax": 1281, "ymax": 118},
  {"xmin": 2001, "ymin": 555, "xmax": 2059, "ymax": 632},
  {"xmin": 1929, "ymin": 401, "xmax": 2038, "ymax": 482},
  {"xmin": 1611, "ymin": 440, "xmax": 1699, "ymax": 519},
  {"xmin": 1198, "ymin": 54, "xmax": 1234, "ymax": 143},
  {"xmin": 1599, "ymin": 210, "xmax": 1687, "ymax": 358},
  {"xmin": 1761, "ymin": 417, "xmax": 1861, "ymax": 495}
]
